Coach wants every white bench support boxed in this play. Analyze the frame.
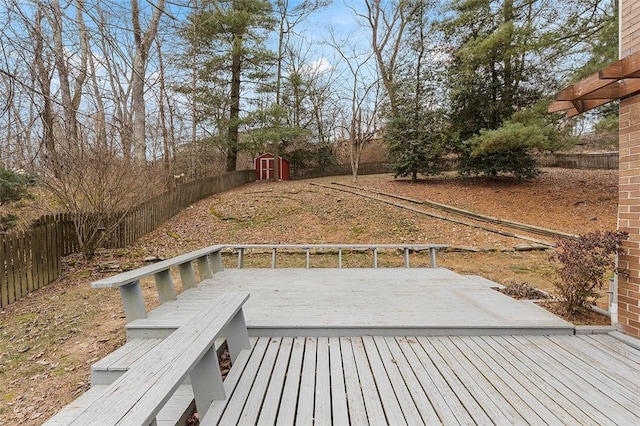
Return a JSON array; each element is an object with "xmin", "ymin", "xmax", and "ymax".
[
  {"xmin": 119, "ymin": 282, "xmax": 147, "ymax": 321},
  {"xmin": 154, "ymin": 270, "xmax": 176, "ymax": 303}
]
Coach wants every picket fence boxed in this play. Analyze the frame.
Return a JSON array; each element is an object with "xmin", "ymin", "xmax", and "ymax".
[{"xmin": 0, "ymin": 170, "xmax": 254, "ymax": 308}]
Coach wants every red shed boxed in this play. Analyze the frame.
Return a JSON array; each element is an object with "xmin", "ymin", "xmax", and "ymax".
[{"xmin": 255, "ymin": 153, "xmax": 290, "ymax": 181}]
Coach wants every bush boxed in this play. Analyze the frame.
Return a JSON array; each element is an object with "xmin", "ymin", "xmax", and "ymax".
[
  {"xmin": 0, "ymin": 168, "xmax": 34, "ymax": 204},
  {"xmin": 550, "ymin": 231, "xmax": 628, "ymax": 317}
]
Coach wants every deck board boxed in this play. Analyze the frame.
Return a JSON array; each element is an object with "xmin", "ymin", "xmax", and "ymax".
[
  {"xmin": 61, "ymin": 267, "xmax": 640, "ymax": 425},
  {"xmin": 198, "ymin": 335, "xmax": 640, "ymax": 425},
  {"xmin": 155, "ymin": 268, "xmax": 574, "ymax": 335}
]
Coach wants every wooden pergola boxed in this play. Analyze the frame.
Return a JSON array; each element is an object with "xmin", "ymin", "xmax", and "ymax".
[{"xmin": 549, "ymin": 50, "xmax": 640, "ymax": 117}]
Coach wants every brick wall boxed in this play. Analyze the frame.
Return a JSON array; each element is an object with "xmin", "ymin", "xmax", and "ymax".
[{"xmin": 618, "ymin": 0, "xmax": 640, "ymax": 338}]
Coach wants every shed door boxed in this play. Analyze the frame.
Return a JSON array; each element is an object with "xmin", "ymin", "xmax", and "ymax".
[{"xmin": 260, "ymin": 157, "xmax": 274, "ymax": 180}]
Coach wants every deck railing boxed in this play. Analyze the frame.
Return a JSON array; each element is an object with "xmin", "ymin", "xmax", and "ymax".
[
  {"xmin": 227, "ymin": 244, "xmax": 448, "ymax": 269},
  {"xmin": 91, "ymin": 244, "xmax": 448, "ymax": 323}
]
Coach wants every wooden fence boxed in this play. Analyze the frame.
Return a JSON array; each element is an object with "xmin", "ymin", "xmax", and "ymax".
[
  {"xmin": 0, "ymin": 170, "xmax": 254, "ymax": 308},
  {"xmin": 537, "ymin": 152, "xmax": 619, "ymax": 170}
]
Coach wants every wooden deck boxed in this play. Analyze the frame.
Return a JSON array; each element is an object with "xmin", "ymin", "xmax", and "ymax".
[
  {"xmin": 50, "ymin": 264, "xmax": 640, "ymax": 425},
  {"xmin": 205, "ymin": 334, "xmax": 640, "ymax": 425},
  {"xmin": 127, "ymin": 268, "xmax": 574, "ymax": 338}
]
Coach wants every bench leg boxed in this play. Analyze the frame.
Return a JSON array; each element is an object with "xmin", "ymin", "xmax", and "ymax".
[
  {"xmin": 225, "ymin": 309, "xmax": 251, "ymax": 363},
  {"xmin": 190, "ymin": 346, "xmax": 225, "ymax": 419},
  {"xmin": 209, "ymin": 251, "xmax": 224, "ymax": 273},
  {"xmin": 154, "ymin": 269, "xmax": 177, "ymax": 303},
  {"xmin": 119, "ymin": 281, "xmax": 147, "ymax": 323},
  {"xmin": 179, "ymin": 262, "xmax": 197, "ymax": 290},
  {"xmin": 198, "ymin": 255, "xmax": 213, "ymax": 280}
]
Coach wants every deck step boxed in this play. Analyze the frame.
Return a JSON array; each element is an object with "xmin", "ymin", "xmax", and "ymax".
[
  {"xmin": 92, "ymin": 337, "xmax": 228, "ymax": 385},
  {"xmin": 91, "ymin": 338, "xmax": 163, "ymax": 385},
  {"xmin": 44, "ymin": 384, "xmax": 195, "ymax": 425}
]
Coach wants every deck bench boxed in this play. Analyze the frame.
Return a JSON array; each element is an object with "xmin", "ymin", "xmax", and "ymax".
[
  {"xmin": 91, "ymin": 245, "xmax": 225, "ymax": 323},
  {"xmin": 46, "ymin": 291, "xmax": 250, "ymax": 425}
]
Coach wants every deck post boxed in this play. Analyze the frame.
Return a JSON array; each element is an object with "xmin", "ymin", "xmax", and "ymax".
[
  {"xmin": 224, "ymin": 309, "xmax": 251, "ymax": 362},
  {"xmin": 154, "ymin": 269, "xmax": 177, "ymax": 303},
  {"xmin": 189, "ymin": 346, "xmax": 225, "ymax": 419},
  {"xmin": 430, "ymin": 248, "xmax": 437, "ymax": 268},
  {"xmin": 119, "ymin": 281, "xmax": 147, "ymax": 322},
  {"xmin": 198, "ymin": 255, "xmax": 213, "ymax": 280},
  {"xmin": 209, "ymin": 251, "xmax": 224, "ymax": 273},
  {"xmin": 404, "ymin": 248, "xmax": 410, "ymax": 268},
  {"xmin": 179, "ymin": 262, "xmax": 197, "ymax": 290},
  {"xmin": 237, "ymin": 248, "xmax": 244, "ymax": 269}
]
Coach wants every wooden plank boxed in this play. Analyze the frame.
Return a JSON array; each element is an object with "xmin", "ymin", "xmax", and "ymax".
[
  {"xmin": 275, "ymin": 336, "xmax": 305, "ymax": 425},
  {"xmin": 351, "ymin": 336, "xmax": 389, "ymax": 426},
  {"xmin": 395, "ymin": 337, "xmax": 469, "ymax": 424},
  {"xmin": 536, "ymin": 336, "xmax": 640, "ymax": 411},
  {"xmin": 296, "ymin": 337, "xmax": 317, "ymax": 425},
  {"xmin": 509, "ymin": 336, "xmax": 634, "ymax": 424},
  {"xmin": 473, "ymin": 336, "xmax": 588, "ymax": 425},
  {"xmin": 578, "ymin": 335, "xmax": 640, "ymax": 369},
  {"xmin": 406, "ymin": 336, "xmax": 486, "ymax": 425},
  {"xmin": 256, "ymin": 337, "xmax": 294, "ymax": 425},
  {"xmin": 91, "ymin": 338, "xmax": 164, "ymax": 385},
  {"xmin": 201, "ymin": 337, "xmax": 259, "ymax": 424},
  {"xmin": 492, "ymin": 335, "xmax": 610, "ymax": 425},
  {"xmin": 328, "ymin": 336, "xmax": 349, "ymax": 425},
  {"xmin": 17, "ymin": 230, "xmax": 26, "ymax": 299},
  {"xmin": 6, "ymin": 232, "xmax": 15, "ymax": 304},
  {"xmin": 25, "ymin": 228, "xmax": 34, "ymax": 293},
  {"xmin": 0, "ymin": 234, "xmax": 7, "ymax": 308},
  {"xmin": 451, "ymin": 336, "xmax": 555, "ymax": 423},
  {"xmin": 91, "ymin": 244, "xmax": 225, "ymax": 288},
  {"xmin": 599, "ymin": 50, "xmax": 640, "ymax": 79},
  {"xmin": 362, "ymin": 336, "xmax": 408, "ymax": 425},
  {"xmin": 340, "ymin": 336, "xmax": 369, "ymax": 424},
  {"xmin": 591, "ymin": 334, "xmax": 640, "ymax": 362},
  {"xmin": 314, "ymin": 337, "xmax": 332, "ymax": 425},
  {"xmin": 378, "ymin": 337, "xmax": 441, "ymax": 424},
  {"xmin": 424, "ymin": 336, "xmax": 517, "ymax": 425},
  {"xmin": 237, "ymin": 337, "xmax": 282, "ymax": 425}
]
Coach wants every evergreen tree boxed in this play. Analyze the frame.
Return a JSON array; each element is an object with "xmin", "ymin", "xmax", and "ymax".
[
  {"xmin": 184, "ymin": 0, "xmax": 276, "ymax": 171},
  {"xmin": 382, "ymin": 0, "xmax": 450, "ymax": 182},
  {"xmin": 440, "ymin": 0, "xmax": 612, "ymax": 178}
]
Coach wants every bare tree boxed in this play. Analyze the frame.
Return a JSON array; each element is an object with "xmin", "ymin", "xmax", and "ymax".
[
  {"xmin": 130, "ymin": 0, "xmax": 165, "ymax": 161},
  {"xmin": 358, "ymin": 0, "xmax": 419, "ymax": 115},
  {"xmin": 329, "ymin": 32, "xmax": 382, "ymax": 182}
]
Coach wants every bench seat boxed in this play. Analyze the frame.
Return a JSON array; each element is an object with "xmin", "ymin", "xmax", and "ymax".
[{"xmin": 44, "ymin": 385, "xmax": 195, "ymax": 426}]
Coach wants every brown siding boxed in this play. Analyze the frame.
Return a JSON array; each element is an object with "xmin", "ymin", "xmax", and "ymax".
[{"xmin": 618, "ymin": 0, "xmax": 640, "ymax": 338}]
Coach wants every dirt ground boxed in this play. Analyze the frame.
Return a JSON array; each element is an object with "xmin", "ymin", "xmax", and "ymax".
[{"xmin": 0, "ymin": 168, "xmax": 619, "ymax": 424}]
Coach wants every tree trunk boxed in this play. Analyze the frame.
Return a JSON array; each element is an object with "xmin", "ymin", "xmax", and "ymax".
[
  {"xmin": 130, "ymin": 0, "xmax": 165, "ymax": 162},
  {"xmin": 227, "ymin": 34, "xmax": 243, "ymax": 172}
]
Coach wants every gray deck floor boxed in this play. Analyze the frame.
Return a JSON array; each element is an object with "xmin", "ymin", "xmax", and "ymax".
[
  {"xmin": 130, "ymin": 268, "xmax": 573, "ymax": 337},
  {"xmin": 77, "ymin": 267, "xmax": 640, "ymax": 425},
  {"xmin": 204, "ymin": 334, "xmax": 640, "ymax": 425}
]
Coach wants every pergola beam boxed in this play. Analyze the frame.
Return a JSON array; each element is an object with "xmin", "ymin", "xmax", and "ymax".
[{"xmin": 549, "ymin": 51, "xmax": 640, "ymax": 116}]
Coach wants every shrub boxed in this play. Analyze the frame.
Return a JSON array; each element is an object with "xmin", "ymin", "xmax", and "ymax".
[
  {"xmin": 550, "ymin": 231, "xmax": 628, "ymax": 317},
  {"xmin": 0, "ymin": 168, "xmax": 34, "ymax": 204}
]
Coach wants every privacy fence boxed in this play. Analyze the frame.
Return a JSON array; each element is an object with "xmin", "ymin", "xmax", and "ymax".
[
  {"xmin": 537, "ymin": 152, "xmax": 618, "ymax": 170},
  {"xmin": 0, "ymin": 170, "xmax": 254, "ymax": 308}
]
